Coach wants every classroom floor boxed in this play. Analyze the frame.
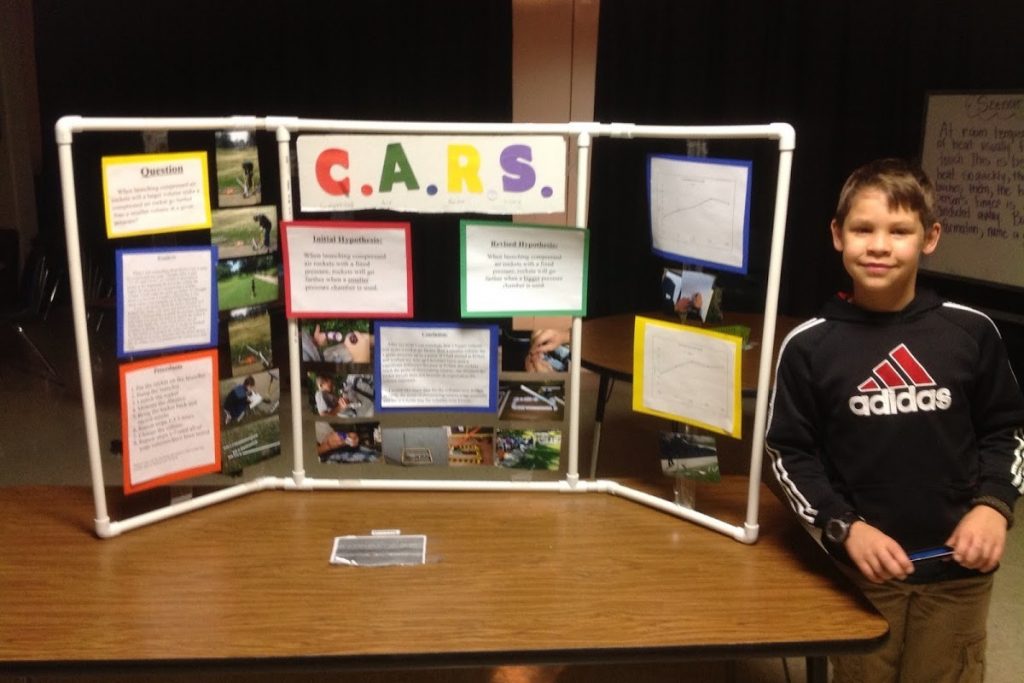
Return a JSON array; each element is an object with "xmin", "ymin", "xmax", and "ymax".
[{"xmin": 1, "ymin": 306, "xmax": 1021, "ymax": 682}]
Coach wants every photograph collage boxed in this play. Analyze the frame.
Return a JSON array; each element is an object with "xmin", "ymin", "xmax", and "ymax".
[
  {"xmin": 300, "ymin": 317, "xmax": 565, "ymax": 472},
  {"xmin": 212, "ymin": 131, "xmax": 283, "ymax": 476}
]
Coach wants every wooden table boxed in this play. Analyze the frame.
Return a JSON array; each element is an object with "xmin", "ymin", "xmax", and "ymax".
[
  {"xmin": 0, "ymin": 479, "xmax": 885, "ymax": 680},
  {"xmin": 580, "ymin": 311, "xmax": 802, "ymax": 475}
]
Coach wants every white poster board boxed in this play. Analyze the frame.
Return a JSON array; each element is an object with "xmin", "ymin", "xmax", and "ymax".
[
  {"xmin": 101, "ymin": 152, "xmax": 212, "ymax": 238},
  {"xmin": 296, "ymin": 134, "xmax": 566, "ymax": 214},
  {"xmin": 632, "ymin": 317, "xmax": 742, "ymax": 438},
  {"xmin": 115, "ymin": 246, "xmax": 218, "ymax": 357},
  {"xmin": 119, "ymin": 349, "xmax": 221, "ymax": 493},
  {"xmin": 375, "ymin": 322, "xmax": 497, "ymax": 412},
  {"xmin": 281, "ymin": 220, "xmax": 413, "ymax": 318},
  {"xmin": 920, "ymin": 92, "xmax": 1024, "ymax": 289},
  {"xmin": 647, "ymin": 154, "xmax": 752, "ymax": 274},
  {"xmin": 460, "ymin": 220, "xmax": 588, "ymax": 317}
]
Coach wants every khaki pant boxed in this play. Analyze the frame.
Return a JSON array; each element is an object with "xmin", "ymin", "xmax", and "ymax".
[{"xmin": 832, "ymin": 567, "xmax": 993, "ymax": 683}]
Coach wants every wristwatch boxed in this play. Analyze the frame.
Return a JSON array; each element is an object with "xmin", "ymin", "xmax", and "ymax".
[{"xmin": 824, "ymin": 511, "xmax": 861, "ymax": 544}]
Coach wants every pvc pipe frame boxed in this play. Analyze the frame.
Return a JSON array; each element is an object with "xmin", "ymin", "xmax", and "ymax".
[{"xmin": 55, "ymin": 116, "xmax": 794, "ymax": 543}]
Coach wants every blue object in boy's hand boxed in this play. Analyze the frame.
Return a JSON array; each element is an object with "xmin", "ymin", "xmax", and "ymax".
[{"xmin": 908, "ymin": 546, "xmax": 954, "ymax": 563}]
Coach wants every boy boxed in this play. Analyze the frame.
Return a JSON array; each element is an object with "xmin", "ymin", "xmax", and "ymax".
[
  {"xmin": 223, "ymin": 376, "xmax": 255, "ymax": 425},
  {"xmin": 766, "ymin": 158, "xmax": 1024, "ymax": 682},
  {"xmin": 314, "ymin": 374, "xmax": 353, "ymax": 417},
  {"xmin": 253, "ymin": 213, "xmax": 272, "ymax": 253},
  {"xmin": 240, "ymin": 161, "xmax": 255, "ymax": 199}
]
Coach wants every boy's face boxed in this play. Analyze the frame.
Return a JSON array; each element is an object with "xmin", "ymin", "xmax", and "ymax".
[{"xmin": 831, "ymin": 188, "xmax": 940, "ymax": 312}]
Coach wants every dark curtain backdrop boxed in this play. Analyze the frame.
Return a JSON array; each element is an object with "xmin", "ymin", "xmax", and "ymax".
[
  {"xmin": 33, "ymin": 0, "xmax": 511, "ymax": 122},
  {"xmin": 29, "ymin": 0, "xmax": 1024, "ymax": 326},
  {"xmin": 589, "ymin": 0, "xmax": 1024, "ymax": 321},
  {"xmin": 32, "ymin": 0, "xmax": 513, "ymax": 321}
]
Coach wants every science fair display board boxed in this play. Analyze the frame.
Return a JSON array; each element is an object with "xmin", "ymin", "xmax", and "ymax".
[{"xmin": 55, "ymin": 115, "xmax": 794, "ymax": 544}]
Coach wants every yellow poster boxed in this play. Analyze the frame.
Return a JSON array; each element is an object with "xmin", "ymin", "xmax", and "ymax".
[
  {"xmin": 632, "ymin": 316, "xmax": 742, "ymax": 438},
  {"xmin": 102, "ymin": 151, "xmax": 212, "ymax": 238}
]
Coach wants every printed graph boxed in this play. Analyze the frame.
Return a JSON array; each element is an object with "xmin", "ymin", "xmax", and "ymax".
[
  {"xmin": 651, "ymin": 174, "xmax": 736, "ymax": 250},
  {"xmin": 635, "ymin": 318, "xmax": 741, "ymax": 437},
  {"xmin": 648, "ymin": 155, "xmax": 751, "ymax": 272}
]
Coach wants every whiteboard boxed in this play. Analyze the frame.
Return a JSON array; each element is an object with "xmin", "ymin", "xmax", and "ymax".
[{"xmin": 919, "ymin": 92, "xmax": 1024, "ymax": 289}]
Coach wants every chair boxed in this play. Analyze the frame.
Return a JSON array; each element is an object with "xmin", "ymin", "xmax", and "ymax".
[{"xmin": 1, "ymin": 244, "xmax": 65, "ymax": 386}]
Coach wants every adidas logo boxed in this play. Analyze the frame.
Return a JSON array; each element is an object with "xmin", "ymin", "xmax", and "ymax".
[{"xmin": 849, "ymin": 343, "xmax": 952, "ymax": 416}]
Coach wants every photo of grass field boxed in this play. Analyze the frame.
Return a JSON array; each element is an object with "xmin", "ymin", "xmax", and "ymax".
[
  {"xmin": 215, "ymin": 131, "xmax": 261, "ymax": 207},
  {"xmin": 217, "ymin": 256, "xmax": 279, "ymax": 311},
  {"xmin": 212, "ymin": 205, "xmax": 278, "ymax": 260},
  {"xmin": 227, "ymin": 306, "xmax": 273, "ymax": 377},
  {"xmin": 220, "ymin": 415, "xmax": 281, "ymax": 476}
]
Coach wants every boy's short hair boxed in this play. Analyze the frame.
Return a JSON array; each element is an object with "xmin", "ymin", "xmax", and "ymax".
[{"xmin": 834, "ymin": 158, "xmax": 938, "ymax": 229}]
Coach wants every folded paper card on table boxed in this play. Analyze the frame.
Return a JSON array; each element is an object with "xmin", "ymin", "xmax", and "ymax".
[{"xmin": 329, "ymin": 533, "xmax": 427, "ymax": 567}]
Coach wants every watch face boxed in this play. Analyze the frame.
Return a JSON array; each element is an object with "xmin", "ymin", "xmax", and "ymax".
[{"xmin": 825, "ymin": 518, "xmax": 848, "ymax": 543}]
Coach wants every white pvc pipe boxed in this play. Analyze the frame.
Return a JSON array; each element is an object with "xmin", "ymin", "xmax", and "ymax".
[
  {"xmin": 565, "ymin": 131, "xmax": 593, "ymax": 485},
  {"xmin": 264, "ymin": 117, "xmax": 593, "ymax": 136},
  {"xmin": 56, "ymin": 115, "xmax": 795, "ymax": 542},
  {"xmin": 744, "ymin": 128, "xmax": 796, "ymax": 538},
  {"xmin": 273, "ymin": 126, "xmax": 306, "ymax": 486},
  {"xmin": 57, "ymin": 116, "xmax": 792, "ymax": 143},
  {"xmin": 97, "ymin": 476, "xmax": 280, "ymax": 538},
  {"xmin": 278, "ymin": 476, "xmax": 753, "ymax": 544},
  {"xmin": 58, "ymin": 115, "xmax": 265, "ymax": 133},
  {"xmin": 97, "ymin": 474, "xmax": 755, "ymax": 541},
  {"xmin": 602, "ymin": 121, "xmax": 795, "ymax": 145},
  {"xmin": 282, "ymin": 477, "xmax": 576, "ymax": 493},
  {"xmin": 261, "ymin": 117, "xmax": 793, "ymax": 146},
  {"xmin": 605, "ymin": 481, "xmax": 753, "ymax": 542},
  {"xmin": 55, "ymin": 118, "xmax": 111, "ymax": 533}
]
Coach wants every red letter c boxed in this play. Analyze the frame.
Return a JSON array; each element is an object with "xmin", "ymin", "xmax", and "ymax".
[{"xmin": 315, "ymin": 148, "xmax": 350, "ymax": 196}]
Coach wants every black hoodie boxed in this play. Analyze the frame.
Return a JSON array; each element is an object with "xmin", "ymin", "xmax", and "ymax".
[{"xmin": 766, "ymin": 290, "xmax": 1024, "ymax": 582}]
